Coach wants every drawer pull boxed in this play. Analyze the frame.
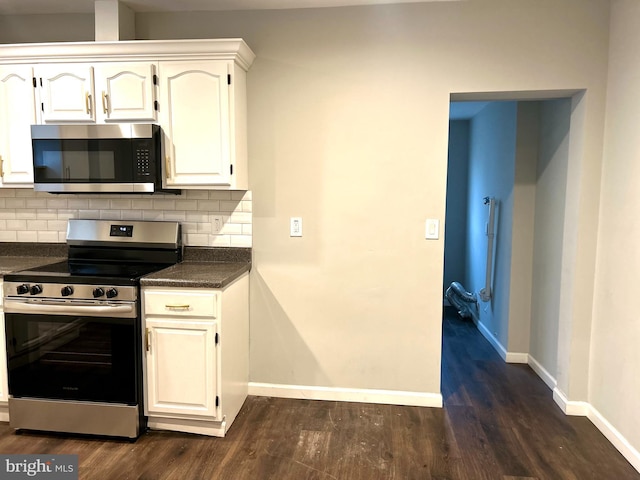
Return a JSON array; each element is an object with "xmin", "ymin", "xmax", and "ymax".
[
  {"xmin": 145, "ymin": 328, "xmax": 151, "ymax": 352},
  {"xmin": 165, "ymin": 304, "xmax": 190, "ymax": 310}
]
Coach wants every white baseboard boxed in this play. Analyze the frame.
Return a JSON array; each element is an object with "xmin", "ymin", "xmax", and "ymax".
[
  {"xmin": 588, "ymin": 405, "xmax": 640, "ymax": 473},
  {"xmin": 552, "ymin": 387, "xmax": 590, "ymax": 416},
  {"xmin": 505, "ymin": 352, "xmax": 528, "ymax": 363},
  {"xmin": 527, "ymin": 355, "xmax": 557, "ymax": 390},
  {"xmin": 248, "ymin": 383, "xmax": 443, "ymax": 408}
]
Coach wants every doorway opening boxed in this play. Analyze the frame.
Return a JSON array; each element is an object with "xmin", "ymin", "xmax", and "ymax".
[{"xmin": 442, "ymin": 93, "xmax": 579, "ymax": 402}]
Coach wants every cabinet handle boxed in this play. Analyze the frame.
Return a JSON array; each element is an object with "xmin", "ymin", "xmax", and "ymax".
[
  {"xmin": 0, "ymin": 155, "xmax": 3, "ymax": 178},
  {"xmin": 165, "ymin": 157, "xmax": 171, "ymax": 179},
  {"xmin": 145, "ymin": 328, "xmax": 151, "ymax": 352},
  {"xmin": 85, "ymin": 92, "xmax": 92, "ymax": 115},
  {"xmin": 102, "ymin": 91, "xmax": 109, "ymax": 114},
  {"xmin": 165, "ymin": 304, "xmax": 190, "ymax": 310}
]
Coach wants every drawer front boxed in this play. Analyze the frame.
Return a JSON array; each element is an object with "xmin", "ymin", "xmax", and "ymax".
[{"xmin": 144, "ymin": 289, "xmax": 217, "ymax": 318}]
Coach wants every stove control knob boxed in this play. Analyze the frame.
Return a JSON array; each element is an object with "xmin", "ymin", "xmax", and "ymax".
[
  {"xmin": 61, "ymin": 286, "xmax": 74, "ymax": 297},
  {"xmin": 93, "ymin": 287, "xmax": 105, "ymax": 298},
  {"xmin": 106, "ymin": 288, "xmax": 118, "ymax": 299},
  {"xmin": 16, "ymin": 284, "xmax": 30, "ymax": 295},
  {"xmin": 30, "ymin": 284, "xmax": 43, "ymax": 295}
]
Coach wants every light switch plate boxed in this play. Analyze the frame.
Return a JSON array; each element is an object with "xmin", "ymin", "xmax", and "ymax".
[
  {"xmin": 425, "ymin": 219, "xmax": 439, "ymax": 239},
  {"xmin": 212, "ymin": 215, "xmax": 223, "ymax": 234},
  {"xmin": 290, "ymin": 217, "xmax": 303, "ymax": 237}
]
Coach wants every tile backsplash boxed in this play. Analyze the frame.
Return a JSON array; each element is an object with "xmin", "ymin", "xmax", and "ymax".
[{"xmin": 0, "ymin": 189, "xmax": 252, "ymax": 247}]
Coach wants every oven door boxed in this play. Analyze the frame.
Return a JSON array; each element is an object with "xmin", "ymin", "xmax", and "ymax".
[{"xmin": 4, "ymin": 300, "xmax": 139, "ymax": 405}]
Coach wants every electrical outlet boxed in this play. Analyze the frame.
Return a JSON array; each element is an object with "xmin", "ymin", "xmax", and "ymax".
[
  {"xmin": 212, "ymin": 215, "xmax": 223, "ymax": 234},
  {"xmin": 290, "ymin": 217, "xmax": 302, "ymax": 237}
]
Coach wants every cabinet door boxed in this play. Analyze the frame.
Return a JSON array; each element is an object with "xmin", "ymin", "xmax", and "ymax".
[
  {"xmin": 145, "ymin": 318, "xmax": 218, "ymax": 419},
  {"xmin": 95, "ymin": 63, "xmax": 157, "ymax": 122},
  {"xmin": 36, "ymin": 64, "xmax": 95, "ymax": 123},
  {"xmin": 0, "ymin": 66, "xmax": 36, "ymax": 187},
  {"xmin": 159, "ymin": 61, "xmax": 231, "ymax": 187}
]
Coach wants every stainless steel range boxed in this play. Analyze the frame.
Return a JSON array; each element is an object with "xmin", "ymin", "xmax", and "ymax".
[{"xmin": 3, "ymin": 219, "xmax": 182, "ymax": 439}]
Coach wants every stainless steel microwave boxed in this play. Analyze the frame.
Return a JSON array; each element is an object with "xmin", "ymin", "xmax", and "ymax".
[{"xmin": 31, "ymin": 123, "xmax": 175, "ymax": 194}]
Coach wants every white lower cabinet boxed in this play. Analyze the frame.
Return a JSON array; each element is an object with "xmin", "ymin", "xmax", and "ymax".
[{"xmin": 142, "ymin": 273, "xmax": 248, "ymax": 437}]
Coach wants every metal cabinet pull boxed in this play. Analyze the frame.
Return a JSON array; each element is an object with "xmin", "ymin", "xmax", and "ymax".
[
  {"xmin": 145, "ymin": 328, "xmax": 151, "ymax": 352},
  {"xmin": 85, "ymin": 92, "xmax": 92, "ymax": 115},
  {"xmin": 165, "ymin": 304, "xmax": 190, "ymax": 310},
  {"xmin": 102, "ymin": 91, "xmax": 109, "ymax": 114}
]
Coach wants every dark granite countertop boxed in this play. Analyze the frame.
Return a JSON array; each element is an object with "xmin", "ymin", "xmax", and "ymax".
[
  {"xmin": 0, "ymin": 242, "xmax": 68, "ymax": 276},
  {"xmin": 140, "ymin": 262, "xmax": 250, "ymax": 289},
  {"xmin": 0, "ymin": 256, "xmax": 66, "ymax": 276}
]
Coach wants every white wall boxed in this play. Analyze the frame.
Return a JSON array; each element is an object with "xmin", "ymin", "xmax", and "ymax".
[
  {"xmin": 466, "ymin": 102, "xmax": 517, "ymax": 348},
  {"xmin": 0, "ymin": 14, "xmax": 94, "ymax": 43},
  {"xmin": 0, "ymin": 0, "xmax": 610, "ymax": 402},
  {"xmin": 444, "ymin": 120, "xmax": 470, "ymax": 294},
  {"xmin": 591, "ymin": 0, "xmax": 640, "ymax": 453},
  {"xmin": 529, "ymin": 99, "xmax": 572, "ymax": 377}
]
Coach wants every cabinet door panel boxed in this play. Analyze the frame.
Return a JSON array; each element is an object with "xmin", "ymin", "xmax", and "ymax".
[
  {"xmin": 0, "ymin": 66, "xmax": 36, "ymax": 187},
  {"xmin": 159, "ymin": 61, "xmax": 231, "ymax": 187},
  {"xmin": 37, "ymin": 65, "xmax": 95, "ymax": 123},
  {"xmin": 146, "ymin": 318, "xmax": 218, "ymax": 418},
  {"xmin": 95, "ymin": 63, "xmax": 157, "ymax": 122}
]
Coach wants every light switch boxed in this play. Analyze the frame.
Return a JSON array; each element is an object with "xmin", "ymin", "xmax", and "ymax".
[
  {"xmin": 290, "ymin": 217, "xmax": 303, "ymax": 237},
  {"xmin": 212, "ymin": 215, "xmax": 223, "ymax": 234},
  {"xmin": 425, "ymin": 219, "xmax": 439, "ymax": 239}
]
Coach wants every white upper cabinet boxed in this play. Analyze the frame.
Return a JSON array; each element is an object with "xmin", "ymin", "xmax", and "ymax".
[
  {"xmin": 0, "ymin": 65, "xmax": 36, "ymax": 187},
  {"xmin": 36, "ymin": 62, "xmax": 158, "ymax": 124},
  {"xmin": 36, "ymin": 64, "xmax": 95, "ymax": 123},
  {"xmin": 159, "ymin": 61, "xmax": 234, "ymax": 188},
  {"xmin": 94, "ymin": 63, "xmax": 157, "ymax": 122}
]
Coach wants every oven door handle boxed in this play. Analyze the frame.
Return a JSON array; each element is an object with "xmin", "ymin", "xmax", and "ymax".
[{"xmin": 4, "ymin": 299, "xmax": 136, "ymax": 318}]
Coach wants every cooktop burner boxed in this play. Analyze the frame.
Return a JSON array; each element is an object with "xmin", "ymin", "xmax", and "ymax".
[{"xmin": 7, "ymin": 260, "xmax": 170, "ymax": 286}]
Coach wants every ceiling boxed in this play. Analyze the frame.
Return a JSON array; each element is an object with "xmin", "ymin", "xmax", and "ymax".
[{"xmin": 0, "ymin": 0, "xmax": 460, "ymax": 15}]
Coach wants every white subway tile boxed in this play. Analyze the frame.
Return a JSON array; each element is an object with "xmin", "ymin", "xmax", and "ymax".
[
  {"xmin": 110, "ymin": 199, "xmax": 132, "ymax": 210},
  {"xmin": 175, "ymin": 200, "xmax": 198, "ymax": 211},
  {"xmin": 0, "ymin": 198, "xmax": 5, "ymax": 209},
  {"xmin": 37, "ymin": 231, "xmax": 60, "ymax": 243},
  {"xmin": 230, "ymin": 235, "xmax": 252, "ymax": 247},
  {"xmin": 185, "ymin": 233, "xmax": 209, "ymax": 246},
  {"xmin": 58, "ymin": 231, "xmax": 67, "ymax": 242},
  {"xmin": 15, "ymin": 231, "xmax": 35, "ymax": 242},
  {"xmin": 210, "ymin": 235, "xmax": 231, "ymax": 247},
  {"xmin": 0, "ymin": 210, "xmax": 16, "ymax": 220},
  {"xmin": 7, "ymin": 219, "xmax": 27, "ymax": 230},
  {"xmin": 37, "ymin": 209, "xmax": 59, "ymax": 220},
  {"xmin": 5, "ymin": 198, "xmax": 26, "ymax": 208},
  {"xmin": 48, "ymin": 220, "xmax": 68, "ymax": 231},
  {"xmin": 89, "ymin": 199, "xmax": 111, "ymax": 210},
  {"xmin": 185, "ymin": 190, "xmax": 209, "ymax": 199},
  {"xmin": 229, "ymin": 212, "xmax": 252, "ymax": 224},
  {"xmin": 16, "ymin": 209, "xmax": 37, "ymax": 220},
  {"xmin": 242, "ymin": 200, "xmax": 252, "ymax": 212},
  {"xmin": 221, "ymin": 223, "xmax": 242, "ymax": 235},
  {"xmin": 15, "ymin": 189, "xmax": 36, "ymax": 197},
  {"xmin": 197, "ymin": 200, "xmax": 220, "ymax": 211},
  {"xmin": 0, "ymin": 220, "xmax": 5, "ymax": 230},
  {"xmin": 27, "ymin": 219, "xmax": 48, "ymax": 230},
  {"xmin": 220, "ymin": 200, "xmax": 242, "ymax": 212},
  {"xmin": 100, "ymin": 210, "xmax": 122, "ymax": 220},
  {"xmin": 142, "ymin": 210, "xmax": 163, "ymax": 221},
  {"xmin": 153, "ymin": 199, "xmax": 175, "ymax": 210},
  {"xmin": 0, "ymin": 190, "xmax": 16, "ymax": 198},
  {"xmin": 186, "ymin": 212, "xmax": 209, "ymax": 222},
  {"xmin": 46, "ymin": 198, "xmax": 68, "ymax": 209},
  {"xmin": 0, "ymin": 231, "xmax": 17, "ymax": 241},
  {"xmin": 26, "ymin": 198, "xmax": 47, "ymax": 208},
  {"xmin": 197, "ymin": 222, "xmax": 212, "ymax": 233},
  {"xmin": 67, "ymin": 199, "xmax": 89, "ymax": 209},
  {"xmin": 242, "ymin": 224, "xmax": 253, "ymax": 235},
  {"xmin": 163, "ymin": 211, "xmax": 186, "ymax": 222},
  {"xmin": 121, "ymin": 210, "xmax": 143, "ymax": 220},
  {"xmin": 208, "ymin": 191, "xmax": 232, "ymax": 200},
  {"xmin": 181, "ymin": 222, "xmax": 197, "ymax": 233},
  {"xmin": 57, "ymin": 210, "xmax": 77, "ymax": 220},
  {"xmin": 78, "ymin": 210, "xmax": 100, "ymax": 219},
  {"xmin": 132, "ymin": 199, "xmax": 153, "ymax": 210},
  {"xmin": 231, "ymin": 190, "xmax": 251, "ymax": 201}
]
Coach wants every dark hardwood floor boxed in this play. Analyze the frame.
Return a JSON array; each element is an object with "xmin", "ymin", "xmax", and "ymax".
[{"xmin": 0, "ymin": 308, "xmax": 637, "ymax": 479}]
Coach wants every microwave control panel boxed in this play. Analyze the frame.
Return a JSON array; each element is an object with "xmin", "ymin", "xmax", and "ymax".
[{"xmin": 135, "ymin": 146, "xmax": 152, "ymax": 178}]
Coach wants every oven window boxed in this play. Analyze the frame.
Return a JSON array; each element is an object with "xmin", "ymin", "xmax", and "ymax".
[
  {"xmin": 33, "ymin": 139, "xmax": 133, "ymax": 183},
  {"xmin": 5, "ymin": 313, "xmax": 137, "ymax": 404}
]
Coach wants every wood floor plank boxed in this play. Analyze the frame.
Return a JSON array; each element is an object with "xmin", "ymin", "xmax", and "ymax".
[{"xmin": 0, "ymin": 309, "xmax": 637, "ymax": 479}]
